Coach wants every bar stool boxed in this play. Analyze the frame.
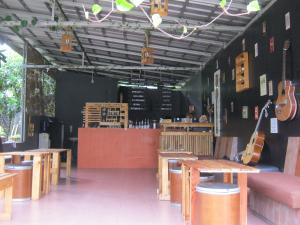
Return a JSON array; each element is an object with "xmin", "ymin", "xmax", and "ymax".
[
  {"xmin": 4, "ymin": 164, "xmax": 33, "ymax": 201},
  {"xmin": 22, "ymin": 160, "xmax": 45, "ymax": 189},
  {"xmin": 193, "ymin": 182, "xmax": 240, "ymax": 225},
  {"xmin": 169, "ymin": 167, "xmax": 182, "ymax": 205},
  {"xmin": 168, "ymin": 159, "xmax": 181, "ymax": 179}
]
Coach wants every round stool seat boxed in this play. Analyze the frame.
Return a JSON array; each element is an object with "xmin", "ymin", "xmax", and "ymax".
[
  {"xmin": 170, "ymin": 167, "xmax": 182, "ymax": 205},
  {"xmin": 200, "ymin": 173, "xmax": 215, "ymax": 182},
  {"xmin": 196, "ymin": 182, "xmax": 240, "ymax": 194},
  {"xmin": 21, "ymin": 160, "xmax": 33, "ymax": 166},
  {"xmin": 169, "ymin": 167, "xmax": 182, "ymax": 174},
  {"xmin": 168, "ymin": 159, "xmax": 181, "ymax": 168},
  {"xmin": 193, "ymin": 183, "xmax": 240, "ymax": 225},
  {"xmin": 255, "ymin": 164, "xmax": 279, "ymax": 173},
  {"xmin": 4, "ymin": 164, "xmax": 33, "ymax": 201}
]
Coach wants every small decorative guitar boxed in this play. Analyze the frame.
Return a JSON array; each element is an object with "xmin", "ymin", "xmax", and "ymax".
[
  {"xmin": 242, "ymin": 100, "xmax": 272, "ymax": 165},
  {"xmin": 275, "ymin": 40, "xmax": 297, "ymax": 121}
]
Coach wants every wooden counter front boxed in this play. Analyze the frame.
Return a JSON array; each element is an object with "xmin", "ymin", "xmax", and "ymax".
[{"xmin": 78, "ymin": 128, "xmax": 160, "ymax": 168}]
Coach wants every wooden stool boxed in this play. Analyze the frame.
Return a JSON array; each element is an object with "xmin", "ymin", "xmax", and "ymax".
[
  {"xmin": 193, "ymin": 183, "xmax": 240, "ymax": 225},
  {"xmin": 168, "ymin": 159, "xmax": 181, "ymax": 179},
  {"xmin": 4, "ymin": 164, "xmax": 33, "ymax": 201},
  {"xmin": 21, "ymin": 160, "xmax": 45, "ymax": 190},
  {"xmin": 170, "ymin": 167, "xmax": 182, "ymax": 205}
]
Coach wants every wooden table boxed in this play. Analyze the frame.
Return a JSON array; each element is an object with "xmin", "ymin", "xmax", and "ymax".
[
  {"xmin": 0, "ymin": 152, "xmax": 51, "ymax": 200},
  {"xmin": 0, "ymin": 173, "xmax": 15, "ymax": 220},
  {"xmin": 158, "ymin": 152, "xmax": 198, "ymax": 200},
  {"xmin": 26, "ymin": 149, "xmax": 72, "ymax": 185},
  {"xmin": 181, "ymin": 160, "xmax": 259, "ymax": 225}
]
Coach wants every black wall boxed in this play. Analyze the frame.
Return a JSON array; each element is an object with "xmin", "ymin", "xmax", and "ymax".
[
  {"xmin": 183, "ymin": 0, "xmax": 300, "ymax": 170},
  {"xmin": 55, "ymin": 71, "xmax": 118, "ymax": 161},
  {"xmin": 181, "ymin": 72, "xmax": 203, "ymax": 117}
]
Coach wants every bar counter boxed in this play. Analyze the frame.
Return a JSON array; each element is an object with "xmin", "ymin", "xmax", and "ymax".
[{"xmin": 78, "ymin": 128, "xmax": 160, "ymax": 169}]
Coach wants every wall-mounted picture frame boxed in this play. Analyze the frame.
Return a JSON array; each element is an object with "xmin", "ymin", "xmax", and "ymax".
[
  {"xmin": 242, "ymin": 106, "xmax": 249, "ymax": 119},
  {"xmin": 260, "ymin": 74, "xmax": 267, "ymax": 96}
]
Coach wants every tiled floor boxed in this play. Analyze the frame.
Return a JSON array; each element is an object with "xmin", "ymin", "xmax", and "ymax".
[{"xmin": 1, "ymin": 169, "xmax": 270, "ymax": 225}]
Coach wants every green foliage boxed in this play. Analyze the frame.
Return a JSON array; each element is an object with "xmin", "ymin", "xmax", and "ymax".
[
  {"xmin": 20, "ymin": 20, "xmax": 28, "ymax": 27},
  {"xmin": 31, "ymin": 17, "xmax": 38, "ymax": 26},
  {"xmin": 219, "ymin": 0, "xmax": 227, "ymax": 8},
  {"xmin": 247, "ymin": 0, "xmax": 261, "ymax": 12},
  {"xmin": 0, "ymin": 51, "xmax": 23, "ymax": 138},
  {"xmin": 91, "ymin": 4, "xmax": 102, "ymax": 15}
]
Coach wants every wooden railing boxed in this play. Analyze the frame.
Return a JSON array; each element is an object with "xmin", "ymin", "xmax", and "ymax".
[{"xmin": 160, "ymin": 131, "xmax": 213, "ymax": 156}]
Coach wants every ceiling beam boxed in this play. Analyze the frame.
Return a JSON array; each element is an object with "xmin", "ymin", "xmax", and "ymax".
[
  {"xmin": 23, "ymin": 64, "xmax": 201, "ymax": 71},
  {"xmin": 34, "ymin": 44, "xmax": 204, "ymax": 66},
  {"xmin": 2, "ymin": 31, "xmax": 212, "ymax": 57},
  {"xmin": 0, "ymin": 20, "xmax": 245, "ymax": 32}
]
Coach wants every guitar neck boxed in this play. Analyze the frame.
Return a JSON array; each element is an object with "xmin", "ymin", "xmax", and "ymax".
[
  {"xmin": 282, "ymin": 50, "xmax": 287, "ymax": 85},
  {"xmin": 253, "ymin": 100, "xmax": 272, "ymax": 133},
  {"xmin": 282, "ymin": 40, "xmax": 290, "ymax": 89}
]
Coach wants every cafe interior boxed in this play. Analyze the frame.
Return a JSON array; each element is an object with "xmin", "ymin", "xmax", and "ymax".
[{"xmin": 0, "ymin": 0, "xmax": 299, "ymax": 225}]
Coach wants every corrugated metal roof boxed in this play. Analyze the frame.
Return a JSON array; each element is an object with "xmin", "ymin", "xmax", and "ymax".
[{"xmin": 0, "ymin": 0, "xmax": 273, "ymax": 82}]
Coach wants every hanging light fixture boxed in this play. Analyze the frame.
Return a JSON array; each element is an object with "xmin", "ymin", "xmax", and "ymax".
[
  {"xmin": 141, "ymin": 31, "xmax": 154, "ymax": 65},
  {"xmin": 60, "ymin": 29, "xmax": 73, "ymax": 53},
  {"xmin": 91, "ymin": 71, "xmax": 95, "ymax": 84},
  {"xmin": 151, "ymin": 13, "xmax": 162, "ymax": 28},
  {"xmin": 150, "ymin": 0, "xmax": 168, "ymax": 17}
]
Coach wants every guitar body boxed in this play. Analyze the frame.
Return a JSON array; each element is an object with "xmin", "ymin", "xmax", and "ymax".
[
  {"xmin": 242, "ymin": 132, "xmax": 265, "ymax": 165},
  {"xmin": 275, "ymin": 80, "xmax": 297, "ymax": 121}
]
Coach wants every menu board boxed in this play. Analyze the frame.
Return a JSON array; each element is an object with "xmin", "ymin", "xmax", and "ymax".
[
  {"xmin": 160, "ymin": 87, "xmax": 172, "ymax": 111},
  {"xmin": 129, "ymin": 88, "xmax": 146, "ymax": 111},
  {"xmin": 128, "ymin": 78, "xmax": 147, "ymax": 111}
]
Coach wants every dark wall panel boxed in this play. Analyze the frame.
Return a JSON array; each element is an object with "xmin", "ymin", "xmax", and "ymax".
[
  {"xmin": 183, "ymin": 0, "xmax": 300, "ymax": 170},
  {"xmin": 55, "ymin": 71, "xmax": 118, "ymax": 136}
]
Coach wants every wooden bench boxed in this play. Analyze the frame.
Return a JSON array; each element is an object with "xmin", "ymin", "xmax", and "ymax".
[
  {"xmin": 248, "ymin": 137, "xmax": 300, "ymax": 225},
  {"xmin": 158, "ymin": 152, "xmax": 198, "ymax": 200},
  {"xmin": 0, "ymin": 151, "xmax": 51, "ymax": 200},
  {"xmin": 26, "ymin": 149, "xmax": 72, "ymax": 185},
  {"xmin": 0, "ymin": 173, "xmax": 15, "ymax": 220}
]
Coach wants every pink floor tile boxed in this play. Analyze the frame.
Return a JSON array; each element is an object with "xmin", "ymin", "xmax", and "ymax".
[{"xmin": 0, "ymin": 169, "xmax": 269, "ymax": 225}]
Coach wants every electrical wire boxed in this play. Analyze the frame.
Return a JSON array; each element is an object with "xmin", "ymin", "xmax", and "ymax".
[{"xmin": 82, "ymin": 0, "xmax": 255, "ymax": 40}]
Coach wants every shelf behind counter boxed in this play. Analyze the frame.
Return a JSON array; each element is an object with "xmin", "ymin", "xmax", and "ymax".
[{"xmin": 78, "ymin": 128, "xmax": 160, "ymax": 169}]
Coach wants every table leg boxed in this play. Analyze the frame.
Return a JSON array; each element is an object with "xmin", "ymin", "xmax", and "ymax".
[
  {"xmin": 238, "ymin": 173, "xmax": 248, "ymax": 225},
  {"xmin": 43, "ymin": 154, "xmax": 51, "ymax": 194},
  {"xmin": 66, "ymin": 149, "xmax": 72, "ymax": 178},
  {"xmin": 181, "ymin": 164, "xmax": 189, "ymax": 221},
  {"xmin": 190, "ymin": 168, "xmax": 200, "ymax": 225},
  {"xmin": 52, "ymin": 152, "xmax": 60, "ymax": 185},
  {"xmin": 32, "ymin": 155, "xmax": 42, "ymax": 200},
  {"xmin": 24, "ymin": 155, "xmax": 31, "ymax": 161},
  {"xmin": 0, "ymin": 156, "xmax": 5, "ymax": 173},
  {"xmin": 224, "ymin": 172, "xmax": 233, "ymax": 183},
  {"xmin": 160, "ymin": 158, "xmax": 170, "ymax": 200},
  {"xmin": 0, "ymin": 177, "xmax": 13, "ymax": 220},
  {"xmin": 0, "ymin": 156, "xmax": 5, "ymax": 198}
]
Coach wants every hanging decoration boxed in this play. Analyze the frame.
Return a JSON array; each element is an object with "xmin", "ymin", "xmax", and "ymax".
[
  {"xmin": 60, "ymin": 30, "xmax": 73, "ymax": 53},
  {"xmin": 80, "ymin": 0, "xmax": 261, "ymax": 40},
  {"xmin": 115, "ymin": 0, "xmax": 134, "ymax": 12},
  {"xmin": 150, "ymin": 0, "xmax": 168, "ymax": 17},
  {"xmin": 141, "ymin": 31, "xmax": 154, "ymax": 65}
]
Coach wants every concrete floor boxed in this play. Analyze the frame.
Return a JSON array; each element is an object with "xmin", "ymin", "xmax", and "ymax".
[{"xmin": 1, "ymin": 169, "xmax": 270, "ymax": 225}]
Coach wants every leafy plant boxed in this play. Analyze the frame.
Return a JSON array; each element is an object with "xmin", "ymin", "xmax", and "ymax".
[{"xmin": 0, "ymin": 51, "xmax": 23, "ymax": 139}]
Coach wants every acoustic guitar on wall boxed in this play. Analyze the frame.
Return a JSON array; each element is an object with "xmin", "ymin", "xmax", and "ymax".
[
  {"xmin": 275, "ymin": 40, "xmax": 297, "ymax": 121},
  {"xmin": 242, "ymin": 100, "xmax": 272, "ymax": 165}
]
